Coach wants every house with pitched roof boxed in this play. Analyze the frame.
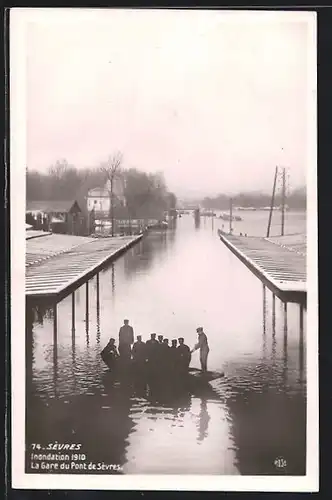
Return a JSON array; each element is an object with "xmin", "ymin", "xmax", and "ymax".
[
  {"xmin": 87, "ymin": 179, "xmax": 126, "ymax": 218},
  {"xmin": 26, "ymin": 199, "xmax": 87, "ymax": 235}
]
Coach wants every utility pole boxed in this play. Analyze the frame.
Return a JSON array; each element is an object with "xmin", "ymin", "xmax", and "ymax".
[
  {"xmin": 266, "ymin": 166, "xmax": 278, "ymax": 238},
  {"xmin": 229, "ymin": 198, "xmax": 233, "ymax": 234},
  {"xmin": 281, "ymin": 167, "xmax": 286, "ymax": 236},
  {"xmin": 110, "ymin": 178, "xmax": 115, "ymax": 237}
]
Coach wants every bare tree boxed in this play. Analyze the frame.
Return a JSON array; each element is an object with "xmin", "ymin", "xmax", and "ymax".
[{"xmin": 100, "ymin": 151, "xmax": 123, "ymax": 236}]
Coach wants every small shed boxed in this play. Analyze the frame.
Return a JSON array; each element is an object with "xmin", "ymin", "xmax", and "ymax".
[
  {"xmin": 26, "ymin": 200, "xmax": 85, "ymax": 235},
  {"xmin": 27, "ymin": 200, "xmax": 82, "ymax": 215}
]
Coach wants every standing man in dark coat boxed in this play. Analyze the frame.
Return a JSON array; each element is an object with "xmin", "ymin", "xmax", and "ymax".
[
  {"xmin": 132, "ymin": 335, "xmax": 147, "ymax": 371},
  {"xmin": 170, "ymin": 339, "xmax": 181, "ymax": 380},
  {"xmin": 161, "ymin": 338, "xmax": 171, "ymax": 372},
  {"xmin": 156, "ymin": 335, "xmax": 164, "ymax": 373},
  {"xmin": 146, "ymin": 333, "xmax": 159, "ymax": 392},
  {"xmin": 177, "ymin": 337, "xmax": 191, "ymax": 374},
  {"xmin": 132, "ymin": 335, "xmax": 146, "ymax": 358},
  {"xmin": 132, "ymin": 335, "xmax": 147, "ymax": 387},
  {"xmin": 118, "ymin": 319, "xmax": 134, "ymax": 362},
  {"xmin": 146, "ymin": 333, "xmax": 159, "ymax": 361}
]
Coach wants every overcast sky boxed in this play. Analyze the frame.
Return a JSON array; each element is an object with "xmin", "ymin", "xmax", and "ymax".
[{"xmin": 21, "ymin": 9, "xmax": 315, "ymax": 198}]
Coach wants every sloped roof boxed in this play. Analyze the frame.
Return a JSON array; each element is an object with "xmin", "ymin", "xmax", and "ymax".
[
  {"xmin": 87, "ymin": 187, "xmax": 109, "ymax": 197},
  {"xmin": 88, "ymin": 182, "xmax": 125, "ymax": 199},
  {"xmin": 26, "ymin": 200, "xmax": 82, "ymax": 213}
]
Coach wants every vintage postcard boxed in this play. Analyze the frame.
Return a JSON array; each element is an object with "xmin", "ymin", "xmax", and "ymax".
[{"xmin": 10, "ymin": 8, "xmax": 318, "ymax": 492}]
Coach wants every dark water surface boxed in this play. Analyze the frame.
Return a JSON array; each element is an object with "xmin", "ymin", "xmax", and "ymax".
[{"xmin": 26, "ymin": 212, "xmax": 306, "ymax": 475}]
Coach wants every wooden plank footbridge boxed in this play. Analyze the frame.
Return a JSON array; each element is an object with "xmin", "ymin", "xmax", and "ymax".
[
  {"xmin": 25, "ymin": 231, "xmax": 143, "ymax": 385},
  {"xmin": 218, "ymin": 229, "xmax": 306, "ymax": 304},
  {"xmin": 26, "ymin": 232, "xmax": 143, "ymax": 302}
]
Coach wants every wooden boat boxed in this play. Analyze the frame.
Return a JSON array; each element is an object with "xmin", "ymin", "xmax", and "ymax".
[
  {"xmin": 102, "ymin": 363, "xmax": 223, "ymax": 390},
  {"xmin": 101, "ymin": 346, "xmax": 225, "ymax": 393},
  {"xmin": 219, "ymin": 213, "xmax": 242, "ymax": 222},
  {"xmin": 200, "ymin": 211, "xmax": 216, "ymax": 217},
  {"xmin": 187, "ymin": 367, "xmax": 224, "ymax": 383},
  {"xmin": 147, "ymin": 220, "xmax": 168, "ymax": 230}
]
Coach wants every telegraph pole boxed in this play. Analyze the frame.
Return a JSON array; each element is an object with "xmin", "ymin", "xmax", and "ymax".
[
  {"xmin": 229, "ymin": 198, "xmax": 233, "ymax": 234},
  {"xmin": 266, "ymin": 166, "xmax": 278, "ymax": 238},
  {"xmin": 110, "ymin": 178, "xmax": 115, "ymax": 237}
]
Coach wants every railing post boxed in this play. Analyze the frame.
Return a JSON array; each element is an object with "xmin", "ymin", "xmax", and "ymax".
[
  {"xmin": 272, "ymin": 293, "xmax": 276, "ymax": 333},
  {"xmin": 72, "ymin": 291, "xmax": 75, "ymax": 335}
]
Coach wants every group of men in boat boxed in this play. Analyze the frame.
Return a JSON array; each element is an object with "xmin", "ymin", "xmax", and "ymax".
[{"xmin": 101, "ymin": 319, "xmax": 210, "ymax": 378}]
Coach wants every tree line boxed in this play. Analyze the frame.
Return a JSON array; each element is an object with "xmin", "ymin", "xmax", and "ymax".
[
  {"xmin": 26, "ymin": 154, "xmax": 177, "ymax": 221},
  {"xmin": 201, "ymin": 186, "xmax": 306, "ymax": 210}
]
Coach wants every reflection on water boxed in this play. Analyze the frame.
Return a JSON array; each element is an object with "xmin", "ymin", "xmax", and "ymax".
[
  {"xmin": 111, "ymin": 263, "xmax": 115, "ymax": 295},
  {"xmin": 26, "ymin": 213, "xmax": 307, "ymax": 475},
  {"xmin": 197, "ymin": 399, "xmax": 210, "ymax": 443}
]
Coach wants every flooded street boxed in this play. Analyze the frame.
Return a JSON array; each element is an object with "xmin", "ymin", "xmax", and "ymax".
[{"xmin": 26, "ymin": 212, "xmax": 306, "ymax": 475}]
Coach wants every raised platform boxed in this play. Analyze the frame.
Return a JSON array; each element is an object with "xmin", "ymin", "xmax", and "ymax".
[
  {"xmin": 26, "ymin": 230, "xmax": 52, "ymax": 240},
  {"xmin": 266, "ymin": 233, "xmax": 307, "ymax": 257},
  {"xmin": 26, "ymin": 234, "xmax": 143, "ymax": 301},
  {"xmin": 26, "ymin": 233, "xmax": 95, "ymax": 267},
  {"xmin": 218, "ymin": 230, "xmax": 306, "ymax": 304}
]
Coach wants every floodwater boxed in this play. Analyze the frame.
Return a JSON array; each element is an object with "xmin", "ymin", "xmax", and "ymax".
[{"xmin": 26, "ymin": 211, "xmax": 307, "ymax": 475}]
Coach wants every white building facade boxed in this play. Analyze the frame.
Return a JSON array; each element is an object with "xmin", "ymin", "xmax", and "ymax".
[
  {"xmin": 87, "ymin": 187, "xmax": 110, "ymax": 213},
  {"xmin": 86, "ymin": 180, "xmax": 126, "ymax": 215}
]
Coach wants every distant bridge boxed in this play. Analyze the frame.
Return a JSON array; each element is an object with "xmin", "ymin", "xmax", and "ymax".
[{"xmin": 177, "ymin": 205, "xmax": 200, "ymax": 211}]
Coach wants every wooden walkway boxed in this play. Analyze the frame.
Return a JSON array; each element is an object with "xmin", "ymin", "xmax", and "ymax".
[
  {"xmin": 26, "ymin": 230, "xmax": 52, "ymax": 240},
  {"xmin": 218, "ymin": 230, "xmax": 306, "ymax": 303},
  {"xmin": 26, "ymin": 233, "xmax": 96, "ymax": 267},
  {"xmin": 26, "ymin": 234, "xmax": 143, "ymax": 300},
  {"xmin": 266, "ymin": 233, "xmax": 307, "ymax": 257}
]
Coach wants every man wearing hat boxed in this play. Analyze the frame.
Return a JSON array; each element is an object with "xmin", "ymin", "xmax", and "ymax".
[
  {"xmin": 191, "ymin": 327, "xmax": 210, "ymax": 373},
  {"xmin": 132, "ymin": 335, "xmax": 147, "ymax": 382},
  {"xmin": 146, "ymin": 333, "xmax": 159, "ymax": 372},
  {"xmin": 146, "ymin": 333, "xmax": 159, "ymax": 360},
  {"xmin": 132, "ymin": 335, "xmax": 147, "ymax": 367},
  {"xmin": 118, "ymin": 319, "xmax": 134, "ymax": 362},
  {"xmin": 177, "ymin": 337, "xmax": 191, "ymax": 374}
]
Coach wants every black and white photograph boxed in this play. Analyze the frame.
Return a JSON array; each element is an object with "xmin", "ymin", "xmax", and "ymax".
[{"xmin": 10, "ymin": 8, "xmax": 318, "ymax": 491}]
